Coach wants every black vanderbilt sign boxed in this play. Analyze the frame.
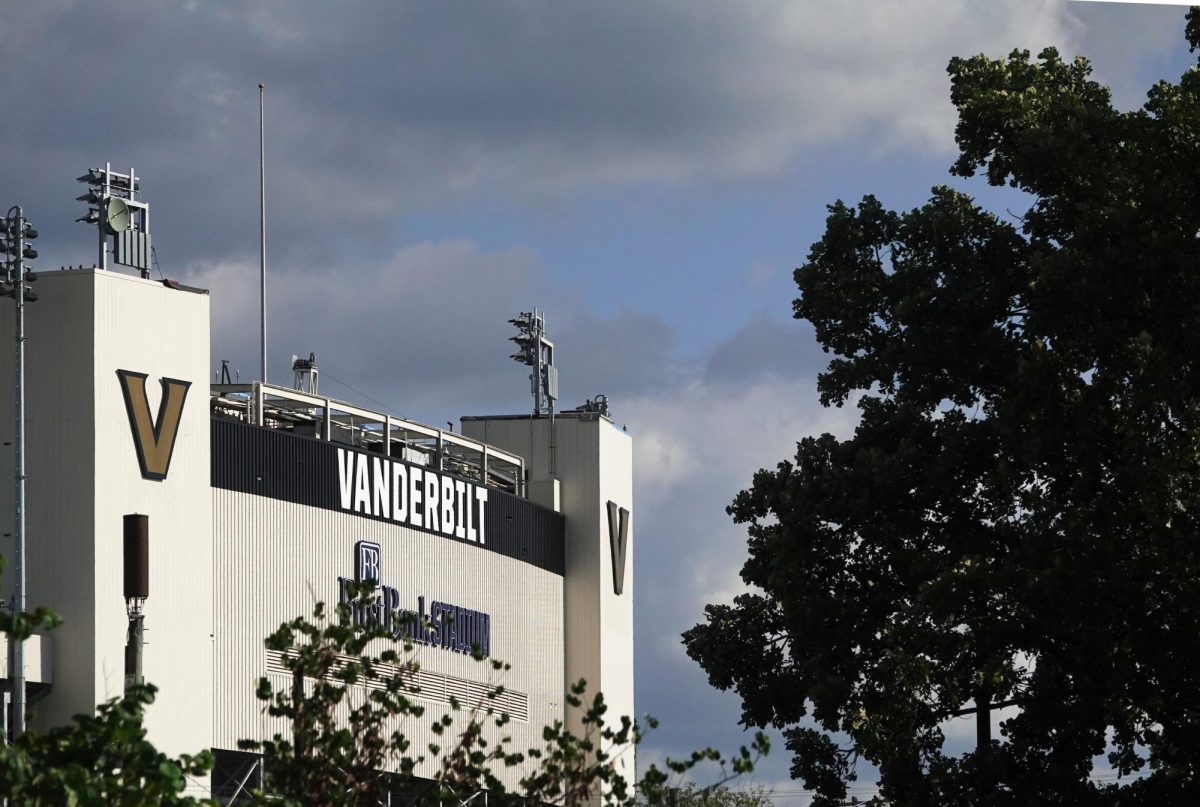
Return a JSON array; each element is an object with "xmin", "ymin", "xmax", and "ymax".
[{"xmin": 210, "ymin": 418, "xmax": 564, "ymax": 574}]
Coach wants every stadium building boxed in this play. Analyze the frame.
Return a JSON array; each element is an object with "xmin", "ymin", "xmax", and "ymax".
[{"xmin": 0, "ymin": 171, "xmax": 634, "ymax": 801}]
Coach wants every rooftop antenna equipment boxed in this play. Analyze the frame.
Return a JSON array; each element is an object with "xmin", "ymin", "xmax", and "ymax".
[
  {"xmin": 76, "ymin": 163, "xmax": 151, "ymax": 277},
  {"xmin": 292, "ymin": 352, "xmax": 318, "ymax": 394},
  {"xmin": 508, "ymin": 309, "xmax": 557, "ymax": 416},
  {"xmin": 509, "ymin": 309, "xmax": 558, "ymax": 476}
]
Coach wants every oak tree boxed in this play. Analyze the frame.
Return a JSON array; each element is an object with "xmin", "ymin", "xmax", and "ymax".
[{"xmin": 686, "ymin": 11, "xmax": 1200, "ymax": 806}]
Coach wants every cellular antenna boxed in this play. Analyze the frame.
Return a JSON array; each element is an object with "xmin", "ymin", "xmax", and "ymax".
[
  {"xmin": 508, "ymin": 309, "xmax": 557, "ymax": 416},
  {"xmin": 509, "ymin": 309, "xmax": 559, "ymax": 475},
  {"xmin": 75, "ymin": 163, "xmax": 151, "ymax": 276}
]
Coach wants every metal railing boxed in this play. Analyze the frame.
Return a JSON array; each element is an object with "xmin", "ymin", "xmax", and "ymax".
[{"xmin": 210, "ymin": 382, "xmax": 525, "ymax": 497}]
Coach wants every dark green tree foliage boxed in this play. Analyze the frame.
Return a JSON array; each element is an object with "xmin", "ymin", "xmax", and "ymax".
[
  {"xmin": 240, "ymin": 582, "xmax": 769, "ymax": 807},
  {"xmin": 0, "ymin": 685, "xmax": 214, "ymax": 806},
  {"xmin": 646, "ymin": 782, "xmax": 773, "ymax": 807},
  {"xmin": 0, "ymin": 568, "xmax": 765, "ymax": 806},
  {"xmin": 0, "ymin": 581, "xmax": 763, "ymax": 807},
  {"xmin": 686, "ymin": 12, "xmax": 1200, "ymax": 807},
  {"xmin": 0, "ymin": 556, "xmax": 214, "ymax": 806}
]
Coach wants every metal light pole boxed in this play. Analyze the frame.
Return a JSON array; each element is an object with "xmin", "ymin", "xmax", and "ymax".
[{"xmin": 3, "ymin": 205, "xmax": 37, "ymax": 740}]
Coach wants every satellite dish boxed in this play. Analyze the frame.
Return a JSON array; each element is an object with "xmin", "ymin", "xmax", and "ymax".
[{"xmin": 105, "ymin": 197, "xmax": 131, "ymax": 234}]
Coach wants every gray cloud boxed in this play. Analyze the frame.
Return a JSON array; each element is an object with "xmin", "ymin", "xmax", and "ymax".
[
  {"xmin": 1067, "ymin": 1, "xmax": 1188, "ymax": 111},
  {"xmin": 704, "ymin": 315, "xmax": 826, "ymax": 386},
  {"xmin": 2, "ymin": 1, "xmax": 1084, "ymax": 275},
  {"xmin": 191, "ymin": 239, "xmax": 683, "ymax": 426},
  {"xmin": 194, "ymin": 242, "xmax": 549, "ymax": 421}
]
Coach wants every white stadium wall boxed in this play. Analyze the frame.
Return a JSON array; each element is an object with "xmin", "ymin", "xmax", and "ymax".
[
  {"xmin": 0, "ymin": 269, "xmax": 213, "ymax": 759},
  {"xmin": 210, "ymin": 426, "xmax": 567, "ymax": 784},
  {"xmin": 460, "ymin": 413, "xmax": 635, "ymax": 782},
  {"xmin": 1, "ymin": 265, "xmax": 633, "ymax": 798}
]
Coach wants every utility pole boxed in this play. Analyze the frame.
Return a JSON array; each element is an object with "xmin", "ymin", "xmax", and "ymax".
[
  {"xmin": 2, "ymin": 206, "xmax": 38, "ymax": 740},
  {"xmin": 123, "ymin": 514, "xmax": 149, "ymax": 691}
]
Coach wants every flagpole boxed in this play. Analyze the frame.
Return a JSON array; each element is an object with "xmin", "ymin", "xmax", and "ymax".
[{"xmin": 259, "ymin": 83, "xmax": 267, "ymax": 384}]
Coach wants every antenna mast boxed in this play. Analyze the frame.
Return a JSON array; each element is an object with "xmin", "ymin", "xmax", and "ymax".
[
  {"xmin": 259, "ymin": 83, "xmax": 268, "ymax": 384},
  {"xmin": 509, "ymin": 309, "xmax": 559, "ymax": 476},
  {"xmin": 75, "ymin": 164, "xmax": 151, "ymax": 276},
  {"xmin": 509, "ymin": 309, "xmax": 557, "ymax": 416}
]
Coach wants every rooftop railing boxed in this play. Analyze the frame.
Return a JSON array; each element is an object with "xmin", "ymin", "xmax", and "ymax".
[{"xmin": 210, "ymin": 382, "xmax": 525, "ymax": 496}]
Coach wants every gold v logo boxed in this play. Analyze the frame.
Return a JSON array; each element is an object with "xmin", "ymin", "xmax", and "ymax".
[
  {"xmin": 117, "ymin": 370, "xmax": 192, "ymax": 481},
  {"xmin": 606, "ymin": 500, "xmax": 631, "ymax": 596}
]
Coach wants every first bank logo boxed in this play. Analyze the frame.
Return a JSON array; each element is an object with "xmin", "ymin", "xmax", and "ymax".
[
  {"xmin": 117, "ymin": 370, "xmax": 191, "ymax": 481},
  {"xmin": 356, "ymin": 540, "xmax": 382, "ymax": 584}
]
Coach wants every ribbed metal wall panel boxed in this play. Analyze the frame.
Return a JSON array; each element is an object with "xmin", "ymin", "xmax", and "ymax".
[
  {"xmin": 212, "ymin": 489, "xmax": 565, "ymax": 787},
  {"xmin": 0, "ymin": 271, "xmax": 99, "ymax": 728},
  {"xmin": 3, "ymin": 270, "xmax": 215, "ymax": 762}
]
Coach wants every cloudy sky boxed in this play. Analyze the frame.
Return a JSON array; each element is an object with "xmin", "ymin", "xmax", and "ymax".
[{"xmin": 1, "ymin": 0, "xmax": 1194, "ymax": 800}]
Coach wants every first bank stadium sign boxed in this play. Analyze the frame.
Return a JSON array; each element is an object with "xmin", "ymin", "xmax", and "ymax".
[
  {"xmin": 336, "ymin": 448, "xmax": 489, "ymax": 544},
  {"xmin": 338, "ymin": 541, "xmax": 492, "ymax": 657}
]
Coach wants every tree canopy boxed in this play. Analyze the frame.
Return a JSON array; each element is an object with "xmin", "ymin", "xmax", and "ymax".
[{"xmin": 685, "ymin": 11, "xmax": 1200, "ymax": 807}]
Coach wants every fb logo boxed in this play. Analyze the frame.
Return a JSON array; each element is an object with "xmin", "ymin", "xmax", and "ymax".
[{"xmin": 355, "ymin": 541, "xmax": 381, "ymax": 583}]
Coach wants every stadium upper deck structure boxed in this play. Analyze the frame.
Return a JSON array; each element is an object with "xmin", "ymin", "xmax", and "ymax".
[{"xmin": 0, "ymin": 241, "xmax": 633, "ymax": 801}]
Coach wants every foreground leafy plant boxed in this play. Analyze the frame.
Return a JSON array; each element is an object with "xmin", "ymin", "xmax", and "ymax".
[
  {"xmin": 0, "ymin": 573, "xmax": 765, "ymax": 806},
  {"xmin": 0, "ymin": 684, "xmax": 214, "ymax": 806},
  {"xmin": 240, "ymin": 581, "xmax": 768, "ymax": 807}
]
